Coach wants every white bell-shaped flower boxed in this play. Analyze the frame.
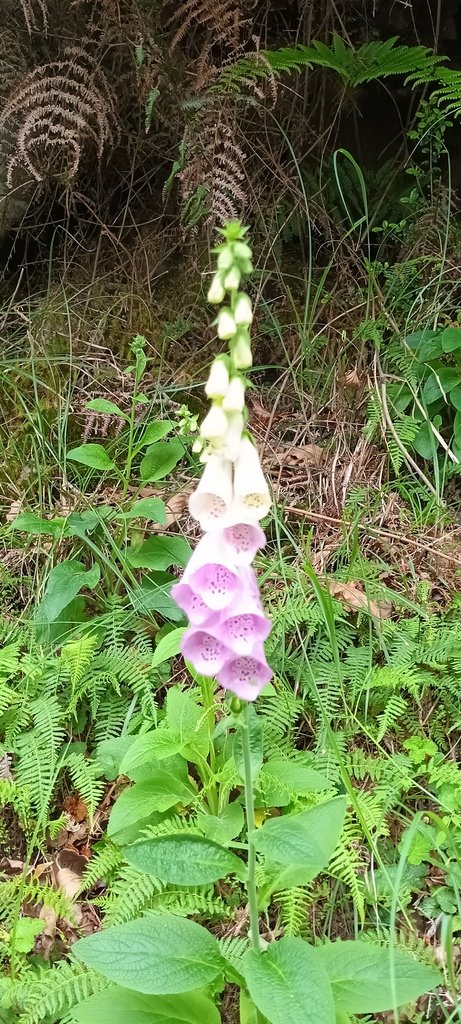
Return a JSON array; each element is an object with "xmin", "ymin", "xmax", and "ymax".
[
  {"xmin": 223, "ymin": 376, "xmax": 245, "ymax": 413},
  {"xmin": 200, "ymin": 404, "xmax": 228, "ymax": 441},
  {"xmin": 233, "ymin": 294, "xmax": 253, "ymax": 327},
  {"xmin": 222, "ymin": 411, "xmax": 244, "ymax": 461},
  {"xmin": 232, "ymin": 331, "xmax": 252, "ymax": 369},
  {"xmin": 233, "ymin": 436, "xmax": 271, "ymax": 520},
  {"xmin": 205, "ymin": 358, "xmax": 230, "ymax": 400},
  {"xmin": 223, "ymin": 267, "xmax": 241, "ymax": 291},
  {"xmin": 189, "ymin": 455, "xmax": 233, "ymax": 530},
  {"xmin": 207, "ymin": 274, "xmax": 225, "ymax": 304},
  {"xmin": 217, "ymin": 309, "xmax": 237, "ymax": 340}
]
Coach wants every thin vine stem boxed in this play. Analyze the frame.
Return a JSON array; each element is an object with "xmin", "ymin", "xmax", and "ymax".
[{"xmin": 241, "ymin": 701, "xmax": 261, "ymax": 952}]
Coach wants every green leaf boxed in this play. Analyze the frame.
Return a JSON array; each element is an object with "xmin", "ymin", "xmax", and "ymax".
[
  {"xmin": 85, "ymin": 398, "xmax": 128, "ymax": 418},
  {"xmin": 140, "ymin": 439, "xmax": 184, "ymax": 482},
  {"xmin": 124, "ymin": 498, "xmax": 167, "ymax": 524},
  {"xmin": 422, "ymin": 367, "xmax": 461, "ymax": 405},
  {"xmin": 441, "ymin": 327, "xmax": 461, "ymax": 353},
  {"xmin": 67, "ymin": 443, "xmax": 115, "ymax": 470},
  {"xmin": 120, "ymin": 731, "xmax": 183, "ymax": 775},
  {"xmin": 318, "ymin": 940, "xmax": 441, "ymax": 1014},
  {"xmin": 239, "ymin": 991, "xmax": 259, "ymax": 1024},
  {"xmin": 127, "ymin": 535, "xmax": 192, "ymax": 570},
  {"xmin": 260, "ymin": 758, "xmax": 330, "ymax": 806},
  {"xmin": 73, "ymin": 915, "xmax": 223, "ymax": 994},
  {"xmin": 124, "ymin": 833, "xmax": 244, "ymax": 884},
  {"xmin": 198, "ymin": 801, "xmax": 244, "ymax": 845},
  {"xmin": 254, "ymin": 797, "xmax": 347, "ymax": 887},
  {"xmin": 65, "ymin": 507, "xmax": 116, "ymax": 537},
  {"xmin": 108, "ymin": 759, "xmax": 195, "ymax": 837},
  {"xmin": 450, "ymin": 385, "xmax": 461, "ymax": 412},
  {"xmin": 35, "ymin": 560, "xmax": 100, "ymax": 625},
  {"xmin": 412, "ymin": 417, "xmax": 442, "ymax": 459},
  {"xmin": 96, "ymin": 735, "xmax": 138, "ymax": 781},
  {"xmin": 129, "ymin": 574, "xmax": 185, "ymax": 621},
  {"xmin": 241, "ymin": 937, "xmax": 335, "ymax": 1024},
  {"xmin": 165, "ymin": 687, "xmax": 208, "ymax": 753},
  {"xmin": 152, "ymin": 627, "xmax": 186, "ymax": 667},
  {"xmin": 406, "ymin": 329, "xmax": 441, "ymax": 360},
  {"xmin": 11, "ymin": 917, "xmax": 45, "ymax": 954},
  {"xmin": 233, "ymin": 708, "xmax": 263, "ymax": 783},
  {"xmin": 11, "ymin": 512, "xmax": 66, "ymax": 538},
  {"xmin": 73, "ymin": 988, "xmax": 221, "ymax": 1024},
  {"xmin": 136, "ymin": 421, "xmax": 175, "ymax": 449}
]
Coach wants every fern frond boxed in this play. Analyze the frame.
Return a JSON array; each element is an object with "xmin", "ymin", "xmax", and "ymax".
[
  {"xmin": 63, "ymin": 751, "xmax": 105, "ymax": 819},
  {"xmin": 80, "ymin": 841, "xmax": 124, "ymax": 892},
  {"xmin": 275, "ymin": 886, "xmax": 310, "ymax": 937},
  {"xmin": 329, "ymin": 815, "xmax": 365, "ymax": 921},
  {"xmin": 101, "ymin": 862, "xmax": 162, "ymax": 924},
  {"xmin": 1, "ymin": 47, "xmax": 117, "ymax": 186},
  {"xmin": 17, "ymin": 962, "xmax": 106, "ymax": 1024},
  {"xmin": 217, "ymin": 36, "xmax": 441, "ymax": 93}
]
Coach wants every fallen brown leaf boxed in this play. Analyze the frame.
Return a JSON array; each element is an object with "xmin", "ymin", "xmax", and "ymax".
[
  {"xmin": 39, "ymin": 905, "xmax": 57, "ymax": 959},
  {"xmin": 52, "ymin": 848, "xmax": 88, "ymax": 901},
  {"xmin": 63, "ymin": 794, "xmax": 88, "ymax": 823},
  {"xmin": 278, "ymin": 444, "xmax": 326, "ymax": 469},
  {"xmin": 5, "ymin": 499, "xmax": 22, "ymax": 523},
  {"xmin": 328, "ymin": 580, "xmax": 393, "ymax": 619}
]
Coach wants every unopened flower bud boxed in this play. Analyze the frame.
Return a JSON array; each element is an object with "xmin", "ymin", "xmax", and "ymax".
[
  {"xmin": 222, "ymin": 411, "xmax": 244, "ymax": 461},
  {"xmin": 231, "ymin": 331, "xmax": 252, "ymax": 369},
  {"xmin": 234, "ymin": 293, "xmax": 253, "ymax": 327},
  {"xmin": 205, "ymin": 358, "xmax": 230, "ymax": 400},
  {"xmin": 207, "ymin": 273, "xmax": 225, "ymax": 304},
  {"xmin": 200, "ymin": 404, "xmax": 229, "ymax": 441},
  {"xmin": 223, "ymin": 375, "xmax": 245, "ymax": 412},
  {"xmin": 223, "ymin": 266, "xmax": 241, "ymax": 291},
  {"xmin": 233, "ymin": 241, "xmax": 252, "ymax": 261},
  {"xmin": 217, "ymin": 308, "xmax": 237, "ymax": 340},
  {"xmin": 217, "ymin": 248, "xmax": 234, "ymax": 271}
]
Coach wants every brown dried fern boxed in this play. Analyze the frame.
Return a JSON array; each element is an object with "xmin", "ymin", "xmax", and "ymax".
[
  {"xmin": 180, "ymin": 104, "xmax": 247, "ymax": 225},
  {"xmin": 18, "ymin": 0, "xmax": 48, "ymax": 34},
  {"xmin": 0, "ymin": 46, "xmax": 117, "ymax": 186}
]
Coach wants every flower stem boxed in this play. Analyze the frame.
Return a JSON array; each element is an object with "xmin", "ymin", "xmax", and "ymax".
[{"xmin": 241, "ymin": 701, "xmax": 261, "ymax": 951}]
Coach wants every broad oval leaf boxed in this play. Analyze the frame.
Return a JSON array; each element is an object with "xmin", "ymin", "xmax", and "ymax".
[
  {"xmin": 127, "ymin": 535, "xmax": 192, "ymax": 570},
  {"xmin": 241, "ymin": 937, "xmax": 335, "ymax": 1024},
  {"xmin": 422, "ymin": 368, "xmax": 461, "ymax": 405},
  {"xmin": 74, "ymin": 915, "xmax": 223, "ymax": 994},
  {"xmin": 124, "ymin": 833, "xmax": 244, "ymax": 884},
  {"xmin": 253, "ymin": 797, "xmax": 346, "ymax": 882},
  {"xmin": 441, "ymin": 327, "xmax": 461, "ymax": 353},
  {"xmin": 108, "ymin": 759, "xmax": 195, "ymax": 837},
  {"xmin": 152, "ymin": 627, "xmax": 186, "ymax": 667},
  {"xmin": 124, "ymin": 497, "xmax": 167, "ymax": 524},
  {"xmin": 318, "ymin": 940, "xmax": 441, "ymax": 1014},
  {"xmin": 140, "ymin": 439, "xmax": 185, "ymax": 482},
  {"xmin": 260, "ymin": 758, "xmax": 330, "ymax": 805},
  {"xmin": 136, "ymin": 420, "xmax": 174, "ymax": 449},
  {"xmin": 450, "ymin": 384, "xmax": 461, "ymax": 412},
  {"xmin": 67, "ymin": 443, "xmax": 115, "ymax": 470},
  {"xmin": 120, "ymin": 731, "xmax": 183, "ymax": 775},
  {"xmin": 11, "ymin": 512, "xmax": 66, "ymax": 538},
  {"xmin": 85, "ymin": 398, "xmax": 128, "ymax": 418},
  {"xmin": 73, "ymin": 987, "xmax": 221, "ymax": 1024},
  {"xmin": 35, "ymin": 560, "xmax": 100, "ymax": 626}
]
